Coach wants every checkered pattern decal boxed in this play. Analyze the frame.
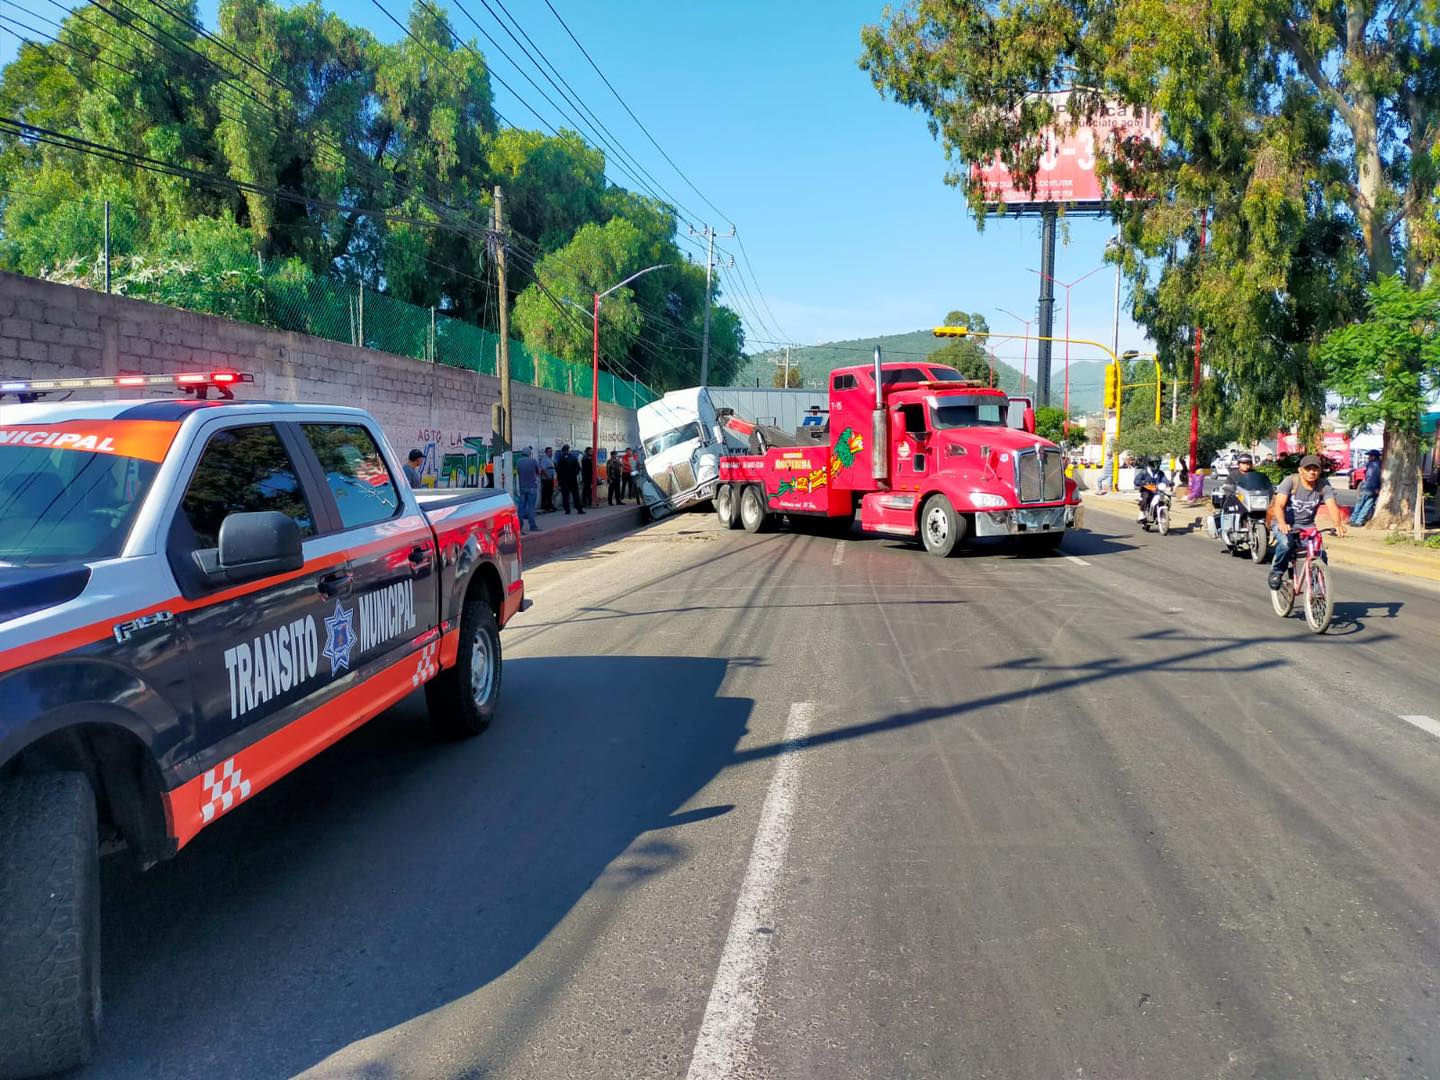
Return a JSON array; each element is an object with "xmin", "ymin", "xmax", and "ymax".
[
  {"xmin": 411, "ymin": 641, "xmax": 440, "ymax": 687},
  {"xmin": 200, "ymin": 758, "xmax": 252, "ymax": 823}
]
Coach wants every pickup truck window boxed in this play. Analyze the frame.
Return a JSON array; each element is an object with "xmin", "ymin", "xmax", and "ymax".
[
  {"xmin": 0, "ymin": 446, "xmax": 156, "ymax": 565},
  {"xmin": 301, "ymin": 423, "xmax": 401, "ymax": 529},
  {"xmin": 181, "ymin": 425, "xmax": 316, "ymax": 549}
]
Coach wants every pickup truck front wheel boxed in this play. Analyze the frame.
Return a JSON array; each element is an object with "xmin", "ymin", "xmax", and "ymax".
[
  {"xmin": 0, "ymin": 772, "xmax": 101, "ymax": 1079},
  {"xmin": 426, "ymin": 601, "xmax": 502, "ymax": 739}
]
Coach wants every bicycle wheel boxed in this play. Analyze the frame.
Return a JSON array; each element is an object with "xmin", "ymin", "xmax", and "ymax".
[
  {"xmin": 1270, "ymin": 575, "xmax": 1294, "ymax": 617},
  {"xmin": 1303, "ymin": 561, "xmax": 1333, "ymax": 633}
]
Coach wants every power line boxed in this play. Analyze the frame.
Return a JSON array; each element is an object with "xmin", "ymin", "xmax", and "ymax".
[{"xmin": 540, "ymin": 0, "xmax": 731, "ymax": 225}]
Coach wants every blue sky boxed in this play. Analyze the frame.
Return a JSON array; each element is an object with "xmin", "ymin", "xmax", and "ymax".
[{"xmin": 1, "ymin": 0, "xmax": 1149, "ymax": 366}]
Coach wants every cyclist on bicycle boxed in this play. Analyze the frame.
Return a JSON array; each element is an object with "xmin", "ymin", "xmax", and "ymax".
[{"xmin": 1268, "ymin": 453, "xmax": 1346, "ymax": 589}]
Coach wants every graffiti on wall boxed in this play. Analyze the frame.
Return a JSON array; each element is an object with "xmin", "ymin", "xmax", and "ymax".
[{"xmin": 415, "ymin": 428, "xmax": 491, "ymax": 488}]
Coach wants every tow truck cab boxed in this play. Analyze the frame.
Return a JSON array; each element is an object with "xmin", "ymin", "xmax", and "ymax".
[{"xmin": 716, "ymin": 359, "xmax": 1080, "ymax": 555}]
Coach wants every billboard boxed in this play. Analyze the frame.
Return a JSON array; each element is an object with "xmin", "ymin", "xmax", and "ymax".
[
  {"xmin": 1278, "ymin": 431, "xmax": 1351, "ymax": 469},
  {"xmin": 972, "ymin": 94, "xmax": 1163, "ymax": 208}
]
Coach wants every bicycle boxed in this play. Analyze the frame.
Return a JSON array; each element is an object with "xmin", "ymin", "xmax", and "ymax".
[{"xmin": 1270, "ymin": 526, "xmax": 1335, "ymax": 633}]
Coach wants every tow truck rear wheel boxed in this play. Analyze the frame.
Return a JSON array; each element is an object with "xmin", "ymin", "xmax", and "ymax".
[
  {"xmin": 715, "ymin": 484, "xmax": 741, "ymax": 530},
  {"xmin": 426, "ymin": 600, "xmax": 502, "ymax": 739},
  {"xmin": 0, "ymin": 772, "xmax": 101, "ymax": 1078},
  {"xmin": 920, "ymin": 495, "xmax": 965, "ymax": 557},
  {"xmin": 739, "ymin": 485, "xmax": 769, "ymax": 534}
]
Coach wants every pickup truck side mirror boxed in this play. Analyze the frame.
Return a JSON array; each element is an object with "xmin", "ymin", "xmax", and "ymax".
[
  {"xmin": 1023, "ymin": 407, "xmax": 1036, "ymax": 434},
  {"xmin": 218, "ymin": 511, "xmax": 304, "ymax": 579}
]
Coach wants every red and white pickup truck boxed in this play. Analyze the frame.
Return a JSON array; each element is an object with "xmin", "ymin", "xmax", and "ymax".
[{"xmin": 0, "ymin": 370, "xmax": 523, "ymax": 1077}]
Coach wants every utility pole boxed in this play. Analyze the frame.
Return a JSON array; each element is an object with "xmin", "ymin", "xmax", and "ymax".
[
  {"xmin": 690, "ymin": 223, "xmax": 734, "ymax": 385},
  {"xmin": 770, "ymin": 345, "xmax": 796, "ymax": 387},
  {"xmin": 1035, "ymin": 207, "xmax": 1057, "ymax": 407},
  {"xmin": 492, "ymin": 185, "xmax": 512, "ymax": 448},
  {"xmin": 103, "ymin": 201, "xmax": 111, "ymax": 294}
]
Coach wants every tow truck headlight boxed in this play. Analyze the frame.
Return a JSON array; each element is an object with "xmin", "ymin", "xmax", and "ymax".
[{"xmin": 971, "ymin": 492, "xmax": 1008, "ymax": 509}]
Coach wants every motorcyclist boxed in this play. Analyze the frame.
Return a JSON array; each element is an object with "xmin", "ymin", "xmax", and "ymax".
[
  {"xmin": 1268, "ymin": 454, "xmax": 1347, "ymax": 589},
  {"xmin": 1209, "ymin": 453, "xmax": 1271, "ymax": 534},
  {"xmin": 1135, "ymin": 456, "xmax": 1168, "ymax": 524}
]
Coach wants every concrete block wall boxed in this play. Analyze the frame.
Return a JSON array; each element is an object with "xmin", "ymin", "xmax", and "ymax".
[{"xmin": 0, "ymin": 271, "xmax": 640, "ymax": 485}]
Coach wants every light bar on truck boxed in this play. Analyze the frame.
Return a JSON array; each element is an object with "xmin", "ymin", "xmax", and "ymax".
[{"xmin": 0, "ymin": 370, "xmax": 254, "ymax": 401}]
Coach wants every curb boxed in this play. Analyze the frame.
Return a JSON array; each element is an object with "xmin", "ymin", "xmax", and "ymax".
[
  {"xmin": 520, "ymin": 507, "xmax": 648, "ymax": 565},
  {"xmin": 1079, "ymin": 495, "xmax": 1440, "ymax": 585}
]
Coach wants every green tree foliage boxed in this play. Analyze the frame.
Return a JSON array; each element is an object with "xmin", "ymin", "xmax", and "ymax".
[
  {"xmin": 0, "ymin": 0, "xmax": 740, "ymax": 392},
  {"xmin": 1319, "ymin": 276, "xmax": 1440, "ymax": 527},
  {"xmin": 861, "ymin": 0, "xmax": 1440, "ymax": 500},
  {"xmin": 1034, "ymin": 405, "xmax": 1085, "ymax": 447},
  {"xmin": 927, "ymin": 311, "xmax": 992, "ymax": 383}
]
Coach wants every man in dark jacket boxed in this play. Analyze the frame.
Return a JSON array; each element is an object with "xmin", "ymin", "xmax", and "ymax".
[
  {"xmin": 556, "ymin": 445, "xmax": 584, "ymax": 514},
  {"xmin": 581, "ymin": 447, "xmax": 595, "ymax": 507},
  {"xmin": 1350, "ymin": 449, "xmax": 1381, "ymax": 527},
  {"xmin": 606, "ymin": 450, "xmax": 624, "ymax": 505}
]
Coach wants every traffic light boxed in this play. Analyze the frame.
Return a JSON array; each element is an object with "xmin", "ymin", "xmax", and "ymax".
[{"xmin": 1103, "ymin": 363, "xmax": 1119, "ymax": 410}]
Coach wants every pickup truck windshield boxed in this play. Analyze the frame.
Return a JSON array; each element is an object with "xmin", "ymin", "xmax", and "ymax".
[
  {"xmin": 930, "ymin": 396, "xmax": 1008, "ymax": 428},
  {"xmin": 0, "ymin": 446, "xmax": 157, "ymax": 566},
  {"xmin": 644, "ymin": 423, "xmax": 702, "ymax": 457}
]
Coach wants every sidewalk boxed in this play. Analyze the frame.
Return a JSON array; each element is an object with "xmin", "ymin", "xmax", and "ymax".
[
  {"xmin": 520, "ymin": 499, "xmax": 649, "ymax": 565},
  {"xmin": 1080, "ymin": 491, "xmax": 1440, "ymax": 585}
]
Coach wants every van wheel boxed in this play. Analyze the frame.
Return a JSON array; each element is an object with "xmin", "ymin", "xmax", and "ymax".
[
  {"xmin": 426, "ymin": 601, "xmax": 502, "ymax": 739},
  {"xmin": 740, "ymin": 486, "xmax": 769, "ymax": 534},
  {"xmin": 920, "ymin": 495, "xmax": 965, "ymax": 557},
  {"xmin": 0, "ymin": 773, "xmax": 101, "ymax": 1078}
]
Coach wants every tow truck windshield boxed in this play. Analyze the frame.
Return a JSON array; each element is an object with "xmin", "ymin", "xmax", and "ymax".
[
  {"xmin": 930, "ymin": 395, "xmax": 1007, "ymax": 429},
  {"xmin": 0, "ymin": 446, "xmax": 157, "ymax": 565}
]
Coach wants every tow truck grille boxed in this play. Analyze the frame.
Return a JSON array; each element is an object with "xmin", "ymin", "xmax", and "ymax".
[{"xmin": 1015, "ymin": 448, "xmax": 1065, "ymax": 503}]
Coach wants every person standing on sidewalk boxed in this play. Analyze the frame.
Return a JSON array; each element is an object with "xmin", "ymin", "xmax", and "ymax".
[
  {"xmin": 581, "ymin": 447, "xmax": 596, "ymax": 508},
  {"xmin": 539, "ymin": 446, "xmax": 556, "ymax": 512},
  {"xmin": 556, "ymin": 444, "xmax": 584, "ymax": 514},
  {"xmin": 404, "ymin": 449, "xmax": 426, "ymax": 488},
  {"xmin": 1351, "ymin": 449, "xmax": 1382, "ymax": 526},
  {"xmin": 606, "ymin": 449, "xmax": 624, "ymax": 505},
  {"xmin": 513, "ymin": 446, "xmax": 541, "ymax": 533}
]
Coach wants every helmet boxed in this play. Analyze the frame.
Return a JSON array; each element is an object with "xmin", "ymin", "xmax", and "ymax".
[
  {"xmin": 1237, "ymin": 453, "xmax": 1253, "ymax": 465},
  {"xmin": 1147, "ymin": 457, "xmax": 1161, "ymax": 468}
]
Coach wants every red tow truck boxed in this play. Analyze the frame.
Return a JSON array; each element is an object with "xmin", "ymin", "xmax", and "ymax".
[{"xmin": 713, "ymin": 351, "xmax": 1082, "ymax": 556}]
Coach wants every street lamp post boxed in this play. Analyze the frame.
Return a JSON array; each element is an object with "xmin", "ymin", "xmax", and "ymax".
[
  {"xmin": 1028, "ymin": 264, "xmax": 1109, "ymax": 439},
  {"xmin": 996, "ymin": 307, "xmax": 1033, "ymax": 394},
  {"xmin": 591, "ymin": 263, "xmax": 670, "ymax": 504}
]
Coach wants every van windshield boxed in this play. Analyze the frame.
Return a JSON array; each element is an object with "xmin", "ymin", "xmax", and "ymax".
[
  {"xmin": 0, "ymin": 446, "xmax": 157, "ymax": 566},
  {"xmin": 930, "ymin": 396, "xmax": 1007, "ymax": 429},
  {"xmin": 644, "ymin": 423, "xmax": 702, "ymax": 457}
]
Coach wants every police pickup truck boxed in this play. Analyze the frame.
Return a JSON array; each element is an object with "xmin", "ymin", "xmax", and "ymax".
[{"xmin": 0, "ymin": 371, "xmax": 524, "ymax": 1077}]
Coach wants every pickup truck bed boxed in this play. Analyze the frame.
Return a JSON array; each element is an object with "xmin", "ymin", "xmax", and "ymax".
[{"xmin": 0, "ymin": 389, "xmax": 522, "ymax": 1077}]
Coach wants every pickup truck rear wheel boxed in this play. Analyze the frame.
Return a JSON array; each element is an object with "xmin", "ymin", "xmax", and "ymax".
[
  {"xmin": 740, "ymin": 485, "xmax": 769, "ymax": 534},
  {"xmin": 920, "ymin": 495, "xmax": 965, "ymax": 557},
  {"xmin": 0, "ymin": 772, "xmax": 101, "ymax": 1078},
  {"xmin": 426, "ymin": 601, "xmax": 502, "ymax": 739}
]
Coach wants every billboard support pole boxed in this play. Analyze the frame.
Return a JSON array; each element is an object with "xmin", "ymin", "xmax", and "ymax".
[{"xmin": 1035, "ymin": 207, "xmax": 1057, "ymax": 407}]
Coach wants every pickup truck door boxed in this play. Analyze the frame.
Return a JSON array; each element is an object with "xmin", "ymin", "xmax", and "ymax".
[
  {"xmin": 292, "ymin": 421, "xmax": 440, "ymax": 681},
  {"xmin": 164, "ymin": 421, "xmax": 352, "ymax": 832}
]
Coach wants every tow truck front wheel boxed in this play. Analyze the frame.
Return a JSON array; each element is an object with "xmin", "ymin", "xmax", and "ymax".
[
  {"xmin": 0, "ymin": 773, "xmax": 101, "ymax": 1079},
  {"xmin": 740, "ymin": 485, "xmax": 769, "ymax": 534},
  {"xmin": 426, "ymin": 600, "xmax": 502, "ymax": 739},
  {"xmin": 920, "ymin": 495, "xmax": 966, "ymax": 557}
]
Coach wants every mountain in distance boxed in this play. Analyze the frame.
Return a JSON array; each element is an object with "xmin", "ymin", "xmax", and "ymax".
[{"xmin": 732, "ymin": 330, "xmax": 1106, "ymax": 415}]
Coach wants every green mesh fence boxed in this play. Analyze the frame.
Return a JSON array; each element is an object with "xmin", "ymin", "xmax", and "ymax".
[{"xmin": 256, "ymin": 271, "xmax": 653, "ymax": 408}]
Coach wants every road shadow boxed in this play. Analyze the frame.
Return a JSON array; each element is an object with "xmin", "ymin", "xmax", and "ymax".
[
  {"xmin": 87, "ymin": 656, "xmax": 752, "ymax": 1080},
  {"xmin": 1327, "ymin": 599, "xmax": 1404, "ymax": 634}
]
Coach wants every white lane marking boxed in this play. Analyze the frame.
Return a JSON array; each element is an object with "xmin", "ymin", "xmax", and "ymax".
[
  {"xmin": 686, "ymin": 701, "xmax": 815, "ymax": 1080},
  {"xmin": 1064, "ymin": 555, "xmax": 1093, "ymax": 566},
  {"xmin": 831, "ymin": 541, "xmax": 845, "ymax": 566},
  {"xmin": 1399, "ymin": 715, "xmax": 1440, "ymax": 739}
]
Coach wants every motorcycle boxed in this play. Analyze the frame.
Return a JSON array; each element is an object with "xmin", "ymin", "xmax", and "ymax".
[
  {"xmin": 1139, "ymin": 480, "xmax": 1173, "ymax": 535},
  {"xmin": 1204, "ymin": 482, "xmax": 1273, "ymax": 562}
]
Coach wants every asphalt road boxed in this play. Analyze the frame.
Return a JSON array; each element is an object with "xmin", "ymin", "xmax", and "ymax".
[{"xmin": 84, "ymin": 508, "xmax": 1440, "ymax": 1080}]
